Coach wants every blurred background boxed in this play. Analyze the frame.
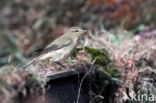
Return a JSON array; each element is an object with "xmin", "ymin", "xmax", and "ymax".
[
  {"xmin": 0, "ymin": 1, "xmax": 156, "ymax": 102},
  {"xmin": 0, "ymin": 0, "xmax": 156, "ymax": 66}
]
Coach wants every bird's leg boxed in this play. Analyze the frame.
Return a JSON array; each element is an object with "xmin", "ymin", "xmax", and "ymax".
[
  {"xmin": 55, "ymin": 61, "xmax": 65, "ymax": 67},
  {"xmin": 54, "ymin": 61, "xmax": 66, "ymax": 70}
]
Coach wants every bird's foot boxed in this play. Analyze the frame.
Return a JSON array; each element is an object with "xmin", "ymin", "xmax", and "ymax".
[{"xmin": 54, "ymin": 62, "xmax": 66, "ymax": 70}]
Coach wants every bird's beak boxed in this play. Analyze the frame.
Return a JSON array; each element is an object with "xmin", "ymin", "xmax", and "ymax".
[{"xmin": 83, "ymin": 30, "xmax": 88, "ymax": 33}]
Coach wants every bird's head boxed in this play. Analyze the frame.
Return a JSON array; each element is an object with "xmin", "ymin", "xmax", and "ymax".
[{"xmin": 65, "ymin": 26, "xmax": 88, "ymax": 38}]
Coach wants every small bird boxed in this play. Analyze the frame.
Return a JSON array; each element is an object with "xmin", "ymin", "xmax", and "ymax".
[{"xmin": 22, "ymin": 26, "xmax": 88, "ymax": 69}]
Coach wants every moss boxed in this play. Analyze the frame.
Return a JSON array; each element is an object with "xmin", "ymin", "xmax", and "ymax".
[
  {"xmin": 75, "ymin": 46, "xmax": 119, "ymax": 78},
  {"xmin": 75, "ymin": 46, "xmax": 120, "ymax": 102}
]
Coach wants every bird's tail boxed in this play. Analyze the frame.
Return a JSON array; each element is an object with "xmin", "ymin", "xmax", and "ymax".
[{"xmin": 22, "ymin": 58, "xmax": 37, "ymax": 69}]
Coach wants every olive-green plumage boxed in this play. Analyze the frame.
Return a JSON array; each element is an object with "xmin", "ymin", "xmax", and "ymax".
[{"xmin": 23, "ymin": 26, "xmax": 88, "ymax": 69}]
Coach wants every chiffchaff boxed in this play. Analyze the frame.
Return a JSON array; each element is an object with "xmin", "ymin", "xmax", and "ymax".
[{"xmin": 23, "ymin": 26, "xmax": 88, "ymax": 69}]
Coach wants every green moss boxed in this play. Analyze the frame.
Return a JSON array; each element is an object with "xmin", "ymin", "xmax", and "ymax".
[{"xmin": 76, "ymin": 46, "xmax": 119, "ymax": 78}]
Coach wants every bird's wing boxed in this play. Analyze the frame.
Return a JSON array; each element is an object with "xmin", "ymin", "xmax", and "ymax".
[{"xmin": 35, "ymin": 37, "xmax": 72, "ymax": 55}]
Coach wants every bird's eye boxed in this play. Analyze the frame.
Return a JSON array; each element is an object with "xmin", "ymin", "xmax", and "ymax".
[{"xmin": 73, "ymin": 30, "xmax": 79, "ymax": 32}]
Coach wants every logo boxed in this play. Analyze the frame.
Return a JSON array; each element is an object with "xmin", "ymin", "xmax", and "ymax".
[{"xmin": 122, "ymin": 91, "xmax": 155, "ymax": 102}]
